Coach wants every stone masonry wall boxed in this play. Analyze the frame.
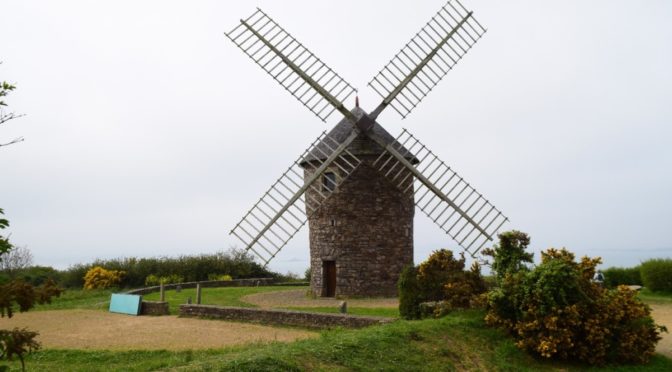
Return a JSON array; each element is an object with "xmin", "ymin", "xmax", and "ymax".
[
  {"xmin": 304, "ymin": 155, "xmax": 414, "ymax": 297},
  {"xmin": 141, "ymin": 301, "xmax": 169, "ymax": 315},
  {"xmin": 179, "ymin": 304, "xmax": 394, "ymax": 329}
]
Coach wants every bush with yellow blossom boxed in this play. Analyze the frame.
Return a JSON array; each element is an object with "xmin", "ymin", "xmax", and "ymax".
[
  {"xmin": 83, "ymin": 266, "xmax": 125, "ymax": 290},
  {"xmin": 485, "ymin": 244, "xmax": 666, "ymax": 365}
]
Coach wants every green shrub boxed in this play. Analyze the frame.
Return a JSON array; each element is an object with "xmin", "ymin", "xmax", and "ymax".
[
  {"xmin": 485, "ymin": 247, "xmax": 666, "ymax": 365},
  {"xmin": 398, "ymin": 265, "xmax": 422, "ymax": 320},
  {"xmin": 603, "ymin": 265, "xmax": 642, "ymax": 288},
  {"xmin": 640, "ymin": 258, "xmax": 672, "ymax": 292}
]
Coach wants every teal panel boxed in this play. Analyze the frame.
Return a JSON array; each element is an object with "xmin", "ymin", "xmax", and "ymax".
[{"xmin": 109, "ymin": 293, "xmax": 142, "ymax": 315}]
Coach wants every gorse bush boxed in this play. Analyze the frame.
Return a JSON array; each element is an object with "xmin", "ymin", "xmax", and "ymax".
[
  {"xmin": 206, "ymin": 273, "xmax": 232, "ymax": 281},
  {"xmin": 398, "ymin": 249, "xmax": 487, "ymax": 319},
  {"xmin": 640, "ymin": 258, "xmax": 672, "ymax": 292},
  {"xmin": 83, "ymin": 266, "xmax": 124, "ymax": 290},
  {"xmin": 62, "ymin": 249, "xmax": 273, "ymax": 289},
  {"xmin": 602, "ymin": 265, "xmax": 642, "ymax": 288},
  {"xmin": 485, "ymin": 241, "xmax": 666, "ymax": 365},
  {"xmin": 144, "ymin": 274, "xmax": 185, "ymax": 286}
]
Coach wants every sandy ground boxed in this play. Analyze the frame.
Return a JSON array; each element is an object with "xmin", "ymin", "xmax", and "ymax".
[
  {"xmin": 651, "ymin": 304, "xmax": 672, "ymax": 358},
  {"xmin": 241, "ymin": 289, "xmax": 399, "ymax": 308},
  {"xmin": 0, "ymin": 309, "xmax": 316, "ymax": 351}
]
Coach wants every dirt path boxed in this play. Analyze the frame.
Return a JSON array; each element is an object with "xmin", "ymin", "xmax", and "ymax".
[
  {"xmin": 241, "ymin": 289, "xmax": 398, "ymax": 309},
  {"xmin": 0, "ymin": 309, "xmax": 316, "ymax": 351},
  {"xmin": 651, "ymin": 304, "xmax": 672, "ymax": 358}
]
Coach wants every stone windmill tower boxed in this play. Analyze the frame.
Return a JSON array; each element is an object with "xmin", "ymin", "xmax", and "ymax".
[{"xmin": 226, "ymin": 1, "xmax": 508, "ymax": 297}]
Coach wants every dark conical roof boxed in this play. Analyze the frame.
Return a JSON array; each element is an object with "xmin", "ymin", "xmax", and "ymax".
[{"xmin": 300, "ymin": 107, "xmax": 418, "ymax": 165}]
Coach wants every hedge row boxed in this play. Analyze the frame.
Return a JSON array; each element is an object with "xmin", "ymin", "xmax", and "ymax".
[
  {"xmin": 58, "ymin": 249, "xmax": 275, "ymax": 289},
  {"xmin": 603, "ymin": 258, "xmax": 671, "ymax": 292},
  {"xmin": 640, "ymin": 258, "xmax": 672, "ymax": 292},
  {"xmin": 602, "ymin": 266, "xmax": 642, "ymax": 287}
]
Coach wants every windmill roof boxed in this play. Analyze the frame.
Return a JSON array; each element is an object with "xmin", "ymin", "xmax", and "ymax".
[{"xmin": 300, "ymin": 107, "xmax": 418, "ymax": 165}]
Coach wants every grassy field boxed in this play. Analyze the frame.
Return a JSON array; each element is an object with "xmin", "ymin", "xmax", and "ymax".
[
  {"xmin": 5, "ymin": 310, "xmax": 671, "ymax": 371},
  {"xmin": 3, "ymin": 287, "xmax": 670, "ymax": 371},
  {"xmin": 639, "ymin": 289, "xmax": 672, "ymax": 305},
  {"xmin": 143, "ymin": 286, "xmax": 301, "ymax": 313},
  {"xmin": 33, "ymin": 288, "xmax": 114, "ymax": 311},
  {"xmin": 30, "ymin": 286, "xmax": 302, "ymax": 313}
]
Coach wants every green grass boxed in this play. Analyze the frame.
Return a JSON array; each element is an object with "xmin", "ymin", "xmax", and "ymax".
[
  {"xmin": 33, "ymin": 288, "xmax": 114, "ymax": 311},
  {"xmin": 143, "ymin": 286, "xmax": 300, "ymax": 314},
  {"xmin": 31, "ymin": 286, "xmax": 300, "ymax": 314},
  {"xmin": 5, "ymin": 310, "xmax": 670, "ymax": 371},
  {"xmin": 638, "ymin": 288, "xmax": 672, "ymax": 305},
  {"xmin": 286, "ymin": 306, "xmax": 399, "ymax": 318}
]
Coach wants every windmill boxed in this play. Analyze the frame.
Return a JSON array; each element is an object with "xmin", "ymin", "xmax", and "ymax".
[{"xmin": 225, "ymin": 0, "xmax": 508, "ymax": 297}]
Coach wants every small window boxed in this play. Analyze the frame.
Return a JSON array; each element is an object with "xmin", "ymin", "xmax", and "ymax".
[{"xmin": 323, "ymin": 172, "xmax": 336, "ymax": 192}]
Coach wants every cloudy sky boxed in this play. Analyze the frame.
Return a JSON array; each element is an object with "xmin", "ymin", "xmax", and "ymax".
[{"xmin": 1, "ymin": 0, "xmax": 670, "ymax": 274}]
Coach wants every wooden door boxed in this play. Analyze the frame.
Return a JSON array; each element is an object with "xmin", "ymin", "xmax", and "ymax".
[{"xmin": 323, "ymin": 261, "xmax": 336, "ymax": 297}]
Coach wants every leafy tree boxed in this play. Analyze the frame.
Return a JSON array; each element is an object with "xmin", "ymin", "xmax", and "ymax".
[
  {"xmin": 481, "ymin": 230, "xmax": 533, "ymax": 283},
  {"xmin": 0, "ymin": 209, "xmax": 11, "ymax": 258},
  {"xmin": 1, "ymin": 63, "xmax": 24, "ymax": 147},
  {"xmin": 1, "ymin": 211, "xmax": 62, "ymax": 371}
]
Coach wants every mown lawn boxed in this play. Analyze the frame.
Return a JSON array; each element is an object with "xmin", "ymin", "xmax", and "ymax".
[
  {"xmin": 33, "ymin": 288, "xmax": 114, "ymax": 311},
  {"xmin": 5, "ymin": 310, "xmax": 671, "ymax": 371},
  {"xmin": 32, "ymin": 286, "xmax": 302, "ymax": 314},
  {"xmin": 143, "ymin": 286, "xmax": 301, "ymax": 314}
]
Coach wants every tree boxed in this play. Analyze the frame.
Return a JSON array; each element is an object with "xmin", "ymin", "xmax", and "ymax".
[
  {"xmin": 481, "ymin": 230, "xmax": 534, "ymax": 283},
  {"xmin": 1, "ymin": 211, "xmax": 62, "ymax": 372},
  {"xmin": 0, "ymin": 246, "xmax": 33, "ymax": 277},
  {"xmin": 0, "ymin": 62, "xmax": 24, "ymax": 147}
]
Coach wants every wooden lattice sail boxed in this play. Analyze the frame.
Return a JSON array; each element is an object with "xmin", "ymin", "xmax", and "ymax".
[{"xmin": 225, "ymin": 0, "xmax": 507, "ymax": 270}]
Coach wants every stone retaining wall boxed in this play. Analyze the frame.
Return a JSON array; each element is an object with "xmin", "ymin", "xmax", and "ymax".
[
  {"xmin": 126, "ymin": 278, "xmax": 276, "ymax": 296},
  {"xmin": 179, "ymin": 304, "xmax": 394, "ymax": 329},
  {"xmin": 141, "ymin": 301, "xmax": 169, "ymax": 315}
]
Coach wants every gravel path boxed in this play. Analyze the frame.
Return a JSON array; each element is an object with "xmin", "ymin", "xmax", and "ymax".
[
  {"xmin": 651, "ymin": 304, "xmax": 672, "ymax": 358},
  {"xmin": 241, "ymin": 289, "xmax": 398, "ymax": 308},
  {"xmin": 0, "ymin": 309, "xmax": 315, "ymax": 351}
]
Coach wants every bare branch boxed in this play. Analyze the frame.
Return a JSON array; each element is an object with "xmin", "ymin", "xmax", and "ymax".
[
  {"xmin": 0, "ymin": 112, "xmax": 25, "ymax": 125},
  {"xmin": 0, "ymin": 137, "xmax": 25, "ymax": 147}
]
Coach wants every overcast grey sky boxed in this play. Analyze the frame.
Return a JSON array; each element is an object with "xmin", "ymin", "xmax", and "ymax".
[{"xmin": 1, "ymin": 0, "xmax": 670, "ymax": 274}]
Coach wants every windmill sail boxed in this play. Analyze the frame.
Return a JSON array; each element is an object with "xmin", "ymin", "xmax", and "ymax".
[
  {"xmin": 371, "ymin": 129, "xmax": 507, "ymax": 256},
  {"xmin": 226, "ymin": 8, "xmax": 357, "ymax": 123},
  {"xmin": 230, "ymin": 130, "xmax": 361, "ymax": 266},
  {"xmin": 368, "ymin": 0, "xmax": 486, "ymax": 119}
]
